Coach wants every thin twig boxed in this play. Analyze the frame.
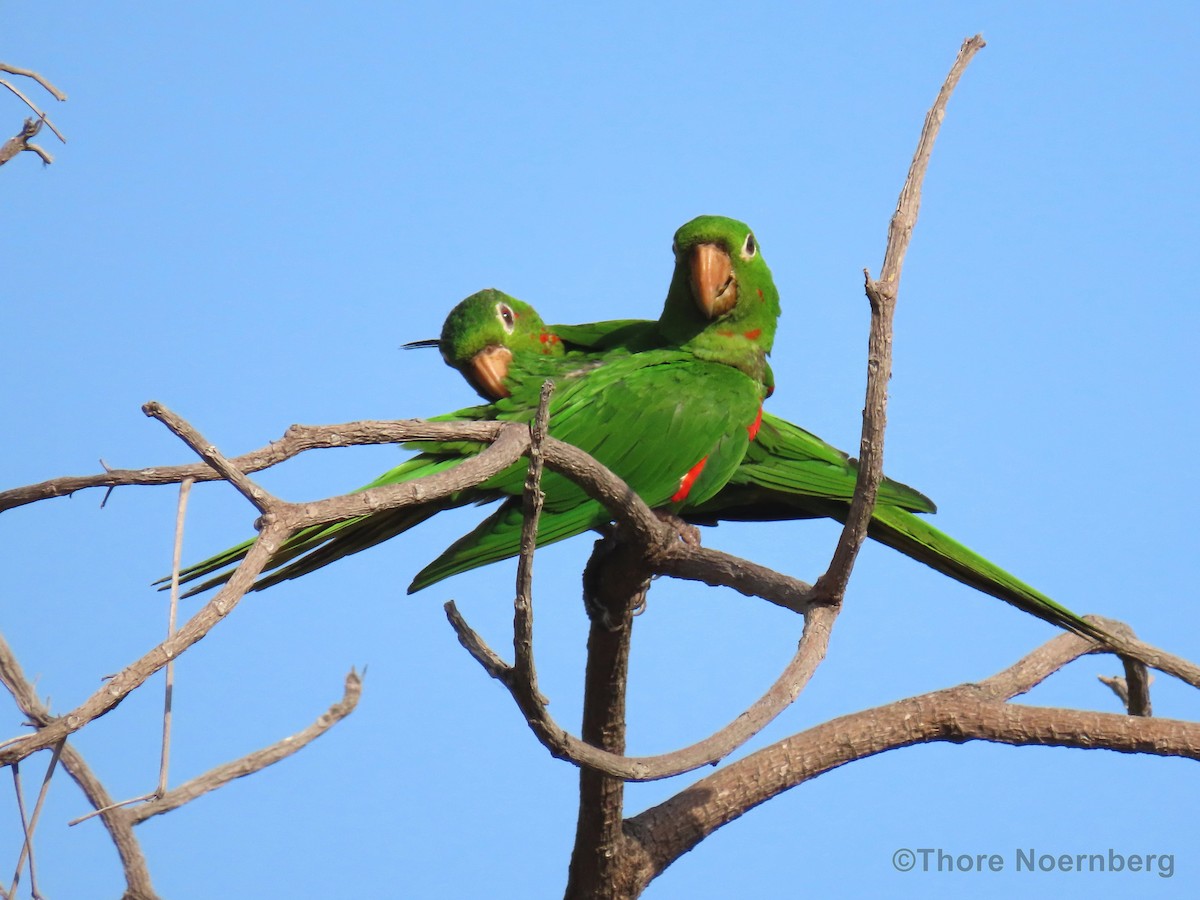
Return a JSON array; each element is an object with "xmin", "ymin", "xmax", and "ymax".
[
  {"xmin": 448, "ymin": 598, "xmax": 837, "ymax": 780},
  {"xmin": 0, "ymin": 79, "xmax": 65, "ymax": 142},
  {"xmin": 0, "ymin": 63, "xmax": 68, "ymax": 101},
  {"xmin": 0, "ymin": 633, "xmax": 155, "ymax": 893},
  {"xmin": 0, "ymin": 415, "xmax": 509, "ymax": 513},
  {"xmin": 144, "ymin": 403, "xmax": 273, "ymax": 513},
  {"xmin": 67, "ymin": 792, "xmax": 158, "ymax": 826},
  {"xmin": 0, "ymin": 520, "xmax": 289, "ymax": 767},
  {"xmin": 1100, "ymin": 668, "xmax": 1154, "ymax": 717},
  {"xmin": 66, "ymin": 476, "xmax": 197, "ymax": 833},
  {"xmin": 0, "ymin": 117, "xmax": 51, "ymax": 167},
  {"xmin": 161, "ymin": 477, "xmax": 193, "ymax": 793},
  {"xmin": 513, "ymin": 381, "xmax": 553, "ymax": 687},
  {"xmin": 8, "ymin": 764, "xmax": 28, "ymax": 900},
  {"xmin": 126, "ymin": 669, "xmax": 362, "ymax": 824},
  {"xmin": 818, "ymin": 34, "xmax": 987, "ymax": 602},
  {"xmin": 8, "ymin": 740, "xmax": 63, "ymax": 900}
]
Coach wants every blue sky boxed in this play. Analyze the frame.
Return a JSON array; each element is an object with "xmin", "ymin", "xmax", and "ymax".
[{"xmin": 3, "ymin": 3, "xmax": 1198, "ymax": 898}]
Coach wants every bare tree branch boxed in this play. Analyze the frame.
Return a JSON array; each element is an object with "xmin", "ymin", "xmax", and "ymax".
[
  {"xmin": 145, "ymin": 404, "xmax": 275, "ymax": 512},
  {"xmin": 0, "ymin": 633, "xmax": 156, "ymax": 896},
  {"xmin": 0, "ymin": 63, "xmax": 67, "ymax": 168},
  {"xmin": 159, "ymin": 479, "xmax": 192, "ymax": 793},
  {"xmin": 623, "ymin": 629, "xmax": 1200, "ymax": 890},
  {"xmin": 448, "ymin": 589, "xmax": 834, "ymax": 781},
  {"xmin": 6, "ymin": 740, "xmax": 62, "ymax": 900},
  {"xmin": 2, "ymin": 34, "xmax": 1194, "ymax": 900},
  {"xmin": 126, "ymin": 669, "xmax": 362, "ymax": 825},
  {"xmin": 0, "ymin": 63, "xmax": 67, "ymax": 101},
  {"xmin": 818, "ymin": 33, "xmax": 987, "ymax": 601},
  {"xmin": 0, "ymin": 117, "xmax": 51, "ymax": 167},
  {"xmin": 566, "ymin": 539, "xmax": 642, "ymax": 899},
  {"xmin": 0, "ymin": 417, "xmax": 509, "ymax": 513},
  {"xmin": 0, "ymin": 519, "xmax": 289, "ymax": 767},
  {"xmin": 0, "ymin": 83, "xmax": 64, "ymax": 143},
  {"xmin": 512, "ymin": 381, "xmax": 554, "ymax": 689}
]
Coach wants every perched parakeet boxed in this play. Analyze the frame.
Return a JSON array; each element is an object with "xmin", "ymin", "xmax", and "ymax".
[
  {"xmin": 418, "ymin": 294, "xmax": 1101, "ymax": 639},
  {"xmin": 404, "ymin": 291, "xmax": 571, "ymax": 400},
  {"xmin": 168, "ymin": 215, "xmax": 778, "ymax": 598}
]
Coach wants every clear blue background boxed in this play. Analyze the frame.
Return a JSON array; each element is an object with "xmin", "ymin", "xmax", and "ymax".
[{"xmin": 3, "ymin": 3, "xmax": 1197, "ymax": 898}]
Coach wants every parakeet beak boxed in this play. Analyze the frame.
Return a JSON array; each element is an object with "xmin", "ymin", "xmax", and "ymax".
[
  {"xmin": 689, "ymin": 243, "xmax": 737, "ymax": 319},
  {"xmin": 468, "ymin": 345, "xmax": 514, "ymax": 400}
]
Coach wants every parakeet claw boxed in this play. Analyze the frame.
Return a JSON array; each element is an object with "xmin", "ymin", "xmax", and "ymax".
[{"xmin": 654, "ymin": 509, "xmax": 702, "ymax": 547}]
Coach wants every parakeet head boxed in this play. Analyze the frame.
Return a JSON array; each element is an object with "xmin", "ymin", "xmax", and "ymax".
[
  {"xmin": 660, "ymin": 215, "xmax": 781, "ymax": 378},
  {"xmin": 437, "ymin": 289, "xmax": 564, "ymax": 399}
]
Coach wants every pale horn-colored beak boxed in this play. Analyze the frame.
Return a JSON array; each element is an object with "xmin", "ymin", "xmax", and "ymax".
[
  {"xmin": 468, "ymin": 345, "xmax": 514, "ymax": 400},
  {"xmin": 689, "ymin": 242, "xmax": 737, "ymax": 319}
]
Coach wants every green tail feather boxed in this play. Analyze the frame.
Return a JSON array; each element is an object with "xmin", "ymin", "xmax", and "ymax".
[
  {"xmin": 407, "ymin": 498, "xmax": 606, "ymax": 593},
  {"xmin": 749, "ymin": 414, "xmax": 937, "ymax": 513},
  {"xmin": 158, "ymin": 454, "xmax": 480, "ymax": 596},
  {"xmin": 831, "ymin": 500, "xmax": 1103, "ymax": 640}
]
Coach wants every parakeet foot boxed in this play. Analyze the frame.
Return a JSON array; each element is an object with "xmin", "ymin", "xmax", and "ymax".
[{"xmin": 654, "ymin": 510, "xmax": 702, "ymax": 547}]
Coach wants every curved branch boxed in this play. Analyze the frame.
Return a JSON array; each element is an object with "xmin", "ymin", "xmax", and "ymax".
[
  {"xmin": 127, "ymin": 669, "xmax": 362, "ymax": 825},
  {"xmin": 624, "ymin": 627, "xmax": 1200, "ymax": 887},
  {"xmin": 819, "ymin": 33, "xmax": 987, "ymax": 600},
  {"xmin": 0, "ymin": 633, "xmax": 156, "ymax": 897},
  {"xmin": 0, "ymin": 63, "xmax": 67, "ymax": 101},
  {"xmin": 0, "ymin": 518, "xmax": 288, "ymax": 767},
  {"xmin": 0, "ymin": 404, "xmax": 538, "ymax": 768},
  {"xmin": 446, "ymin": 592, "xmax": 835, "ymax": 781},
  {"xmin": 0, "ymin": 117, "xmax": 51, "ymax": 167}
]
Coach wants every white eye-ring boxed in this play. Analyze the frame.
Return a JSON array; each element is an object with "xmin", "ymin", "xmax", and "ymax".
[
  {"xmin": 496, "ymin": 302, "xmax": 516, "ymax": 333},
  {"xmin": 740, "ymin": 232, "xmax": 757, "ymax": 261}
]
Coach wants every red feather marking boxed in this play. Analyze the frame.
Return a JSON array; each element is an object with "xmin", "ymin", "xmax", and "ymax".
[
  {"xmin": 747, "ymin": 405, "xmax": 763, "ymax": 441},
  {"xmin": 742, "ymin": 328, "xmax": 761, "ymax": 340},
  {"xmin": 757, "ymin": 287, "xmax": 764, "ymax": 299},
  {"xmin": 672, "ymin": 456, "xmax": 709, "ymax": 502}
]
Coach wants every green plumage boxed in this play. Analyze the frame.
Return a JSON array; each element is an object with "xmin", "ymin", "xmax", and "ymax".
[
  {"xmin": 424, "ymin": 295, "xmax": 1101, "ymax": 640},
  {"xmin": 409, "ymin": 348, "xmax": 763, "ymax": 590},
  {"xmin": 168, "ymin": 215, "xmax": 778, "ymax": 598}
]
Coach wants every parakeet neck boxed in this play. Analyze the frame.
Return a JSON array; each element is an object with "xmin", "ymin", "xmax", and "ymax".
[
  {"xmin": 683, "ymin": 331, "xmax": 772, "ymax": 386},
  {"xmin": 658, "ymin": 268, "xmax": 778, "ymax": 387}
]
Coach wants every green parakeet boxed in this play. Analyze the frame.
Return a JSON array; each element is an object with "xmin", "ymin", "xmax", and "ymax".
[
  {"xmin": 169, "ymin": 215, "xmax": 778, "ymax": 598},
  {"xmin": 419, "ymin": 294, "xmax": 1101, "ymax": 639}
]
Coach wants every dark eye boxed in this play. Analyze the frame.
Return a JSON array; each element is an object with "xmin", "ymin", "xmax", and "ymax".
[
  {"xmin": 496, "ymin": 303, "xmax": 516, "ymax": 333},
  {"xmin": 741, "ymin": 232, "xmax": 757, "ymax": 260}
]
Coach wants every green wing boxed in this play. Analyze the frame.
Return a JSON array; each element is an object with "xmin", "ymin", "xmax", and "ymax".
[
  {"xmin": 168, "ymin": 348, "xmax": 763, "ymax": 597},
  {"xmin": 685, "ymin": 413, "xmax": 1101, "ymax": 640},
  {"xmin": 409, "ymin": 349, "xmax": 763, "ymax": 591},
  {"xmin": 551, "ymin": 318, "xmax": 663, "ymax": 353},
  {"xmin": 739, "ymin": 412, "xmax": 936, "ymax": 512}
]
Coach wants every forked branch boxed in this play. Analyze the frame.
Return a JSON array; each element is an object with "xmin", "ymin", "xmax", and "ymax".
[{"xmin": 1, "ymin": 62, "xmax": 67, "ymax": 167}]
